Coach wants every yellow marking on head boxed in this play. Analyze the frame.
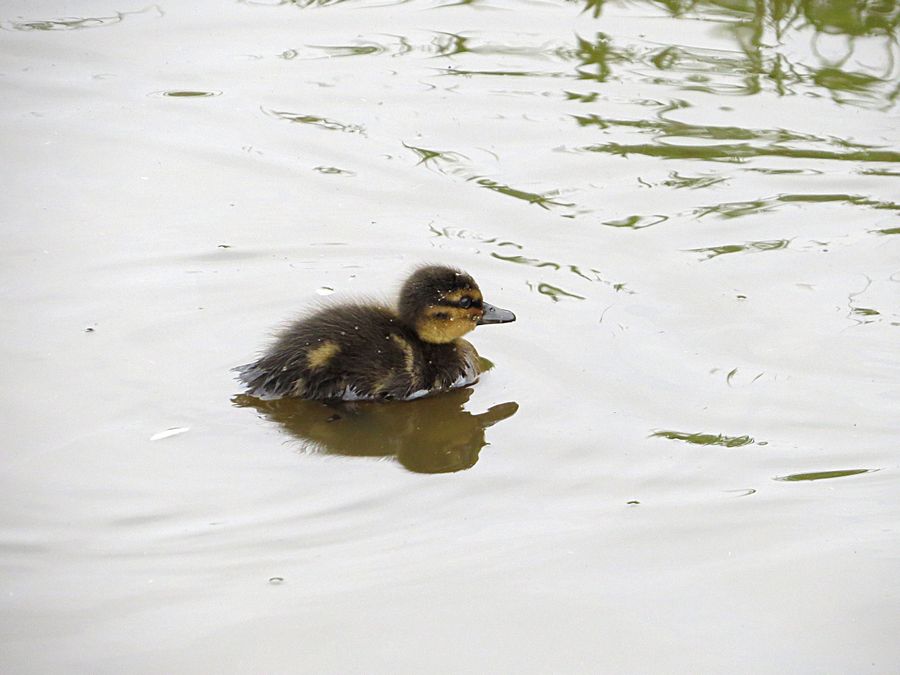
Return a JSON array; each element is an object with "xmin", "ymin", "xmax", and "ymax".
[
  {"xmin": 390, "ymin": 334, "xmax": 416, "ymax": 374},
  {"xmin": 416, "ymin": 306, "xmax": 477, "ymax": 343},
  {"xmin": 307, "ymin": 341, "xmax": 340, "ymax": 369}
]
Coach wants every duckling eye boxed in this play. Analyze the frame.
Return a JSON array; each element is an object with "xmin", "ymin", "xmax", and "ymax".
[{"xmin": 459, "ymin": 297, "xmax": 472, "ymax": 308}]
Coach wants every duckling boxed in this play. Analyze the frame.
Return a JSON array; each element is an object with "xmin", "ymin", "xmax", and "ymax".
[{"xmin": 235, "ymin": 265, "xmax": 515, "ymax": 401}]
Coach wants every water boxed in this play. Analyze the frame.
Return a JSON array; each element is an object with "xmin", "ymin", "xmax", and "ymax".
[{"xmin": 2, "ymin": 0, "xmax": 898, "ymax": 672}]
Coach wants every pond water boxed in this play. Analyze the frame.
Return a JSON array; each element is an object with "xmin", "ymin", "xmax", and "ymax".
[{"xmin": 2, "ymin": 0, "xmax": 898, "ymax": 671}]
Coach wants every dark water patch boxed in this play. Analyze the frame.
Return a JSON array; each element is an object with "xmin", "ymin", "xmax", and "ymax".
[
  {"xmin": 264, "ymin": 108, "xmax": 365, "ymax": 135},
  {"xmin": 688, "ymin": 239, "xmax": 790, "ymax": 260},
  {"xmin": 651, "ymin": 430, "xmax": 756, "ymax": 447},
  {"xmin": 233, "ymin": 387, "xmax": 517, "ymax": 474},
  {"xmin": 774, "ymin": 469, "xmax": 874, "ymax": 482}
]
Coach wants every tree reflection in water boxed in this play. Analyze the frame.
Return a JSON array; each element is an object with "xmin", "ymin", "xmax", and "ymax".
[{"xmin": 573, "ymin": 0, "xmax": 898, "ymax": 108}]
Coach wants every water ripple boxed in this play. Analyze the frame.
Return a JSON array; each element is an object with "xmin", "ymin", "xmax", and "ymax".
[{"xmin": 264, "ymin": 108, "xmax": 366, "ymax": 135}]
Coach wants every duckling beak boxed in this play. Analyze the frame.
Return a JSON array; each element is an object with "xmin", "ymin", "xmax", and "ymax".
[{"xmin": 478, "ymin": 302, "xmax": 516, "ymax": 325}]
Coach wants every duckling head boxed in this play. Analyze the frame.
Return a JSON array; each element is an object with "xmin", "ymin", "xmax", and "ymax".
[{"xmin": 399, "ymin": 265, "xmax": 515, "ymax": 344}]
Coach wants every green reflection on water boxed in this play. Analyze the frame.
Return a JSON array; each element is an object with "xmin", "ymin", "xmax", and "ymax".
[
  {"xmin": 775, "ymin": 469, "xmax": 872, "ymax": 482},
  {"xmin": 233, "ymin": 387, "xmax": 518, "ymax": 474},
  {"xmin": 6, "ymin": 17, "xmax": 117, "ymax": 30},
  {"xmin": 573, "ymin": 109, "xmax": 900, "ymax": 163},
  {"xmin": 3, "ymin": 5, "xmax": 162, "ymax": 31},
  {"xmin": 693, "ymin": 193, "xmax": 900, "ymax": 219},
  {"xmin": 570, "ymin": 0, "xmax": 898, "ymax": 106},
  {"xmin": 602, "ymin": 214, "xmax": 669, "ymax": 229},
  {"xmin": 688, "ymin": 238, "xmax": 789, "ymax": 259},
  {"xmin": 533, "ymin": 282, "xmax": 586, "ymax": 302},
  {"xmin": 301, "ymin": 42, "xmax": 385, "ymax": 58},
  {"xmin": 468, "ymin": 177, "xmax": 573, "ymax": 209},
  {"xmin": 664, "ymin": 171, "xmax": 728, "ymax": 189},
  {"xmin": 582, "ymin": 141, "xmax": 900, "ymax": 163},
  {"xmin": 266, "ymin": 108, "xmax": 365, "ymax": 135},
  {"xmin": 651, "ymin": 430, "xmax": 756, "ymax": 447},
  {"xmin": 403, "ymin": 143, "xmax": 469, "ymax": 169}
]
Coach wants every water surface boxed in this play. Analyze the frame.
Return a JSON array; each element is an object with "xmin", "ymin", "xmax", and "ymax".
[{"xmin": 1, "ymin": 0, "xmax": 898, "ymax": 672}]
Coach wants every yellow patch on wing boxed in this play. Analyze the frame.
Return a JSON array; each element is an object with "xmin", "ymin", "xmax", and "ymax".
[
  {"xmin": 307, "ymin": 341, "xmax": 340, "ymax": 369},
  {"xmin": 390, "ymin": 334, "xmax": 416, "ymax": 374}
]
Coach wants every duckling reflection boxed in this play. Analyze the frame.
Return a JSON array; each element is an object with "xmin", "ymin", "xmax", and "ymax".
[{"xmin": 233, "ymin": 387, "xmax": 518, "ymax": 474}]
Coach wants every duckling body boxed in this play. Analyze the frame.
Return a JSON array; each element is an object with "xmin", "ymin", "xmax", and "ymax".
[{"xmin": 236, "ymin": 266, "xmax": 514, "ymax": 401}]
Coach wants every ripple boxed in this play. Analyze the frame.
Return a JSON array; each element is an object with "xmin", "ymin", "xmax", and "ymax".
[
  {"xmin": 1, "ymin": 6, "xmax": 162, "ymax": 32},
  {"xmin": 530, "ymin": 282, "xmax": 585, "ymax": 302},
  {"xmin": 687, "ymin": 239, "xmax": 790, "ymax": 261},
  {"xmin": 402, "ymin": 143, "xmax": 470, "ymax": 172},
  {"xmin": 467, "ymin": 177, "xmax": 572, "ymax": 209},
  {"xmin": 693, "ymin": 193, "xmax": 900, "ymax": 220},
  {"xmin": 313, "ymin": 166, "xmax": 355, "ymax": 176},
  {"xmin": 651, "ymin": 431, "xmax": 757, "ymax": 448},
  {"xmin": 774, "ymin": 469, "xmax": 874, "ymax": 482},
  {"xmin": 571, "ymin": 114, "xmax": 900, "ymax": 163},
  {"xmin": 150, "ymin": 90, "xmax": 222, "ymax": 98},
  {"xmin": 264, "ymin": 108, "xmax": 365, "ymax": 135},
  {"xmin": 601, "ymin": 214, "xmax": 669, "ymax": 229}
]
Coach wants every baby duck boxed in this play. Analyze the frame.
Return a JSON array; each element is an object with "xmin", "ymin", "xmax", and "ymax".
[{"xmin": 236, "ymin": 265, "xmax": 515, "ymax": 401}]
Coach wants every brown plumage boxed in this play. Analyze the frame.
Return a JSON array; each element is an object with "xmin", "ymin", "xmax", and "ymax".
[{"xmin": 235, "ymin": 265, "xmax": 515, "ymax": 401}]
